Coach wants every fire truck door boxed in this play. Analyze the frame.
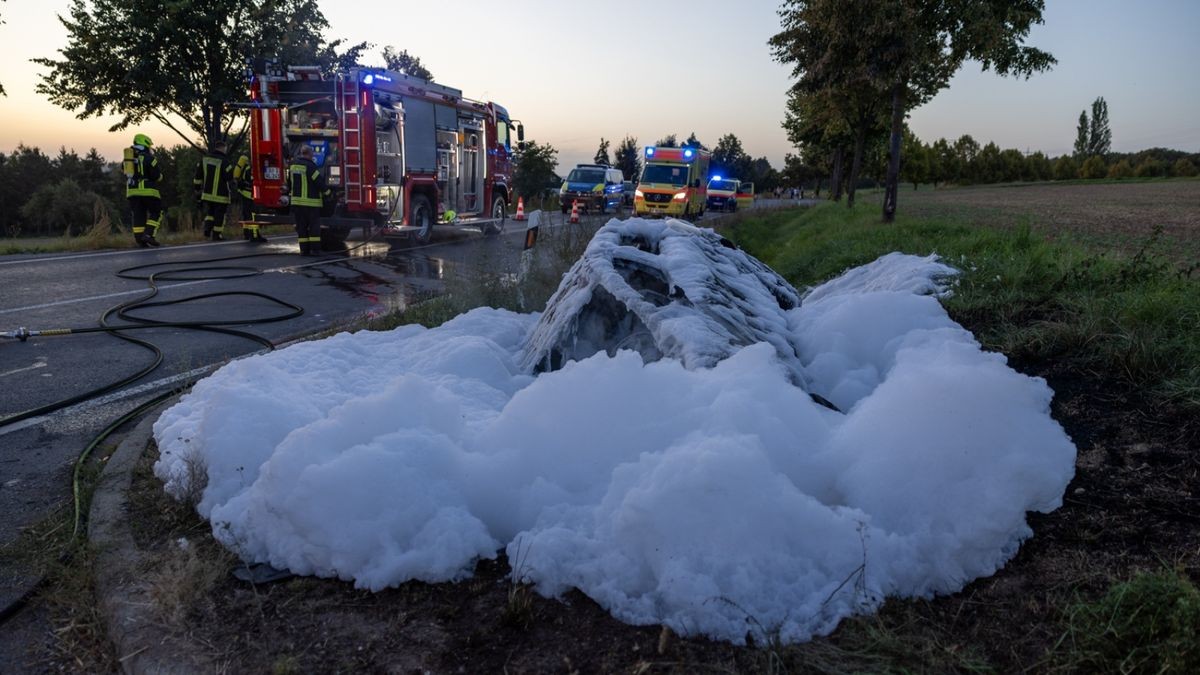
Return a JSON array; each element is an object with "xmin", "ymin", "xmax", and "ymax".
[
  {"xmin": 461, "ymin": 129, "xmax": 480, "ymax": 212},
  {"xmin": 436, "ymin": 130, "xmax": 459, "ymax": 214}
]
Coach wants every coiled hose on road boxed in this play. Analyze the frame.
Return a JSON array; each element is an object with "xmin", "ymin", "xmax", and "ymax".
[{"xmin": 0, "ymin": 228, "xmax": 392, "ymax": 625}]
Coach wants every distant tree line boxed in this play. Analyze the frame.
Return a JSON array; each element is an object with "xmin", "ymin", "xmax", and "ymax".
[{"xmin": 0, "ymin": 144, "xmax": 209, "ymax": 238}]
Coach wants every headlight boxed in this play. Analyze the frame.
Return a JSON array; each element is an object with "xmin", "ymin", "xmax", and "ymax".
[
  {"xmin": 673, "ymin": 192, "xmax": 687, "ymax": 201},
  {"xmin": 634, "ymin": 190, "xmax": 644, "ymax": 198}
]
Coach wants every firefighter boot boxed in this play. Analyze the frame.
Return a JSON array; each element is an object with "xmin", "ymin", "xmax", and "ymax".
[{"xmin": 135, "ymin": 234, "xmax": 150, "ymax": 248}]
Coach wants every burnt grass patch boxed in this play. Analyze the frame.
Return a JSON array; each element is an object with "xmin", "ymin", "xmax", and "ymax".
[{"xmin": 120, "ymin": 352, "xmax": 1199, "ymax": 674}]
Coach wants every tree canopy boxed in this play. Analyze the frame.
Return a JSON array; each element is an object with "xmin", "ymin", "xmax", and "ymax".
[
  {"xmin": 381, "ymin": 46, "xmax": 433, "ymax": 81},
  {"xmin": 34, "ymin": 0, "xmax": 367, "ymax": 149},
  {"xmin": 593, "ymin": 138, "xmax": 611, "ymax": 166},
  {"xmin": 613, "ymin": 136, "xmax": 641, "ymax": 181},
  {"xmin": 513, "ymin": 141, "xmax": 559, "ymax": 201},
  {"xmin": 771, "ymin": 0, "xmax": 1054, "ymax": 220}
]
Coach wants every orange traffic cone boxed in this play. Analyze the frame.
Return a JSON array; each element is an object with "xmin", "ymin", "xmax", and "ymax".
[
  {"xmin": 569, "ymin": 199, "xmax": 581, "ymax": 224},
  {"xmin": 514, "ymin": 196, "xmax": 526, "ymax": 221}
]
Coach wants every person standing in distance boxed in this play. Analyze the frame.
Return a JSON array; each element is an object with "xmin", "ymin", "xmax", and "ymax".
[
  {"xmin": 124, "ymin": 133, "xmax": 163, "ymax": 247},
  {"xmin": 233, "ymin": 154, "xmax": 267, "ymax": 243},
  {"xmin": 286, "ymin": 144, "xmax": 328, "ymax": 255},
  {"xmin": 193, "ymin": 140, "xmax": 234, "ymax": 241}
]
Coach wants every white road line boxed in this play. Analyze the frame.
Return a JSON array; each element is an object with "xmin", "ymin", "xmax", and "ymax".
[
  {"xmin": 0, "ymin": 279, "xmax": 214, "ymax": 316},
  {"xmin": 0, "ymin": 361, "xmax": 47, "ymax": 379}
]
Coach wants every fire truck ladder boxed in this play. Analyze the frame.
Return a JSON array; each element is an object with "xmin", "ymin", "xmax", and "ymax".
[{"xmin": 338, "ymin": 75, "xmax": 363, "ymax": 208}]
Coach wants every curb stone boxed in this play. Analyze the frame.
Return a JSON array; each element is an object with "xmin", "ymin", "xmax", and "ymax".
[{"xmin": 89, "ymin": 397, "xmax": 218, "ymax": 674}]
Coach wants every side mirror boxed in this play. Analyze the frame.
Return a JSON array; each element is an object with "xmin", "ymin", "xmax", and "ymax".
[{"xmin": 517, "ymin": 123, "xmax": 525, "ymax": 142}]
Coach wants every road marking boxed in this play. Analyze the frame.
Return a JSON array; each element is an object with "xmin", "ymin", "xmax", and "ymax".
[
  {"xmin": 0, "ymin": 361, "xmax": 47, "ymax": 379},
  {"xmin": 0, "ymin": 236, "xmax": 300, "ymax": 268},
  {"xmin": 0, "ymin": 280, "xmax": 215, "ymax": 316}
]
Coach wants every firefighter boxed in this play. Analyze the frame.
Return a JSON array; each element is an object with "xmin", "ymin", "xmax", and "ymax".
[
  {"xmin": 286, "ymin": 144, "xmax": 328, "ymax": 256},
  {"xmin": 193, "ymin": 141, "xmax": 234, "ymax": 241},
  {"xmin": 233, "ymin": 154, "xmax": 267, "ymax": 243},
  {"xmin": 125, "ymin": 133, "xmax": 163, "ymax": 247}
]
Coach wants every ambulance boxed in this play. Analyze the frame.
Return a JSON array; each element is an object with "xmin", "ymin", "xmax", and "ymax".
[{"xmin": 633, "ymin": 146, "xmax": 711, "ymax": 219}]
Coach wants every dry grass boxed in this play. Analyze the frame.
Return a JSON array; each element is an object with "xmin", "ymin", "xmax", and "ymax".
[{"xmin": 144, "ymin": 538, "xmax": 235, "ymax": 631}]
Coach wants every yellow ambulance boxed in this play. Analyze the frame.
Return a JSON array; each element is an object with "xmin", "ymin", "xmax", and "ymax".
[{"xmin": 634, "ymin": 146, "xmax": 711, "ymax": 219}]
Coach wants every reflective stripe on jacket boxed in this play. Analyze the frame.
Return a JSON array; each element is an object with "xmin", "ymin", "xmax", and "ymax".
[
  {"xmin": 194, "ymin": 152, "xmax": 233, "ymax": 204},
  {"xmin": 126, "ymin": 146, "xmax": 161, "ymax": 198},
  {"xmin": 287, "ymin": 160, "xmax": 327, "ymax": 208}
]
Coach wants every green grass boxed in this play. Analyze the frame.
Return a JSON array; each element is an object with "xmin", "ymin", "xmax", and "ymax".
[
  {"xmin": 724, "ymin": 203, "xmax": 1200, "ymax": 408},
  {"xmin": 1055, "ymin": 569, "xmax": 1200, "ymax": 674}
]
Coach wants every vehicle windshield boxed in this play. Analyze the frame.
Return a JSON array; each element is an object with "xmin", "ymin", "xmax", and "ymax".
[
  {"xmin": 641, "ymin": 164, "xmax": 689, "ymax": 186},
  {"xmin": 566, "ymin": 169, "xmax": 605, "ymax": 184},
  {"xmin": 708, "ymin": 179, "xmax": 738, "ymax": 192}
]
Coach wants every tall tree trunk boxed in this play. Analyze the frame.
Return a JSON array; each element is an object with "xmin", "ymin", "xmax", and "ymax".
[
  {"xmin": 847, "ymin": 125, "xmax": 866, "ymax": 208},
  {"xmin": 830, "ymin": 147, "xmax": 845, "ymax": 202},
  {"xmin": 882, "ymin": 81, "xmax": 905, "ymax": 222},
  {"xmin": 815, "ymin": 178, "xmax": 822, "ymax": 198}
]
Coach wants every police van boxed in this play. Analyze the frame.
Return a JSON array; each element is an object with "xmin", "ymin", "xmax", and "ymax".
[{"xmin": 559, "ymin": 164, "xmax": 626, "ymax": 214}]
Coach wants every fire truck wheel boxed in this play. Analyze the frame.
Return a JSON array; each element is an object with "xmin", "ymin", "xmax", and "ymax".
[
  {"xmin": 484, "ymin": 195, "xmax": 507, "ymax": 236},
  {"xmin": 412, "ymin": 195, "xmax": 435, "ymax": 243}
]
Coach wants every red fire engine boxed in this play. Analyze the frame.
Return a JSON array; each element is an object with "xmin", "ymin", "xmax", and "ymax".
[{"xmin": 240, "ymin": 61, "xmax": 523, "ymax": 245}]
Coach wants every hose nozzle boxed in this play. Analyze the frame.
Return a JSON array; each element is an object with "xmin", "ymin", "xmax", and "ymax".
[{"xmin": 3, "ymin": 327, "xmax": 33, "ymax": 342}]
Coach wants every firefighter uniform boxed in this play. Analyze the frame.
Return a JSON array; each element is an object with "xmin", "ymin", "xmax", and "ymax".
[
  {"xmin": 193, "ymin": 143, "xmax": 234, "ymax": 241},
  {"xmin": 287, "ymin": 147, "xmax": 328, "ymax": 256},
  {"xmin": 233, "ymin": 154, "xmax": 266, "ymax": 243},
  {"xmin": 125, "ymin": 134, "xmax": 163, "ymax": 248}
]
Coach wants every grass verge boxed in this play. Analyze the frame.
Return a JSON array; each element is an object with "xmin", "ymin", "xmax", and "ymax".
[{"xmin": 723, "ymin": 202, "xmax": 1200, "ymax": 408}]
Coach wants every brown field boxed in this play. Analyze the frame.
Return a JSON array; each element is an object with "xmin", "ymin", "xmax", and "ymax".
[{"xmin": 880, "ymin": 179, "xmax": 1200, "ymax": 261}]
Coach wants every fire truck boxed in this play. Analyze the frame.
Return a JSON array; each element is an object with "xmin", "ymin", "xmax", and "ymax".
[
  {"xmin": 633, "ymin": 146, "xmax": 710, "ymax": 220},
  {"xmin": 240, "ymin": 61, "xmax": 523, "ymax": 245}
]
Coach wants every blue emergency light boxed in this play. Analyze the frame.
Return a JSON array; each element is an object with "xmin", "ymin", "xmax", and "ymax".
[
  {"xmin": 683, "ymin": 148, "xmax": 694, "ymax": 159},
  {"xmin": 362, "ymin": 73, "xmax": 374, "ymax": 85},
  {"xmin": 645, "ymin": 147, "xmax": 655, "ymax": 158},
  {"xmin": 713, "ymin": 175, "xmax": 722, "ymax": 181}
]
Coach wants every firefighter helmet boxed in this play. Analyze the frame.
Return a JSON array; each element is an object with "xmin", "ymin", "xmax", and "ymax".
[{"xmin": 133, "ymin": 133, "xmax": 154, "ymax": 148}]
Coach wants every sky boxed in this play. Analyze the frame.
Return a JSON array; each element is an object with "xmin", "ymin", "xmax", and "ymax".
[
  {"xmin": 153, "ymin": 216, "xmax": 1076, "ymax": 644},
  {"xmin": 1, "ymin": 0, "xmax": 1198, "ymax": 170}
]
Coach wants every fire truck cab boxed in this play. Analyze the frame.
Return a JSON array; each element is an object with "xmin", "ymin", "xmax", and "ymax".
[
  {"xmin": 633, "ymin": 146, "xmax": 711, "ymax": 220},
  {"xmin": 243, "ymin": 62, "xmax": 523, "ymax": 245}
]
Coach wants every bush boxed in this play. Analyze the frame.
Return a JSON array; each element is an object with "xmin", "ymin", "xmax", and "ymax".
[
  {"xmin": 18, "ymin": 179, "xmax": 110, "ymax": 237},
  {"xmin": 1134, "ymin": 158, "xmax": 1167, "ymax": 178},
  {"xmin": 1171, "ymin": 158, "xmax": 1198, "ymax": 178},
  {"xmin": 1080, "ymin": 156, "xmax": 1108, "ymax": 179},
  {"xmin": 1053, "ymin": 155, "xmax": 1079, "ymax": 180},
  {"xmin": 1107, "ymin": 159, "xmax": 1134, "ymax": 179},
  {"xmin": 1059, "ymin": 570, "xmax": 1200, "ymax": 674}
]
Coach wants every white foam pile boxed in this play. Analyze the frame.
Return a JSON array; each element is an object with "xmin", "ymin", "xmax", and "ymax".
[{"xmin": 154, "ymin": 217, "xmax": 1076, "ymax": 644}]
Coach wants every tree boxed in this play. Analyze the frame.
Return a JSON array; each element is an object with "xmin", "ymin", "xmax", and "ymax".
[
  {"xmin": 0, "ymin": 0, "xmax": 6, "ymax": 95},
  {"xmin": 613, "ymin": 136, "xmax": 641, "ymax": 181},
  {"xmin": 35, "ymin": 0, "xmax": 367, "ymax": 149},
  {"xmin": 381, "ymin": 46, "xmax": 433, "ymax": 81},
  {"xmin": 1087, "ymin": 97, "xmax": 1112, "ymax": 157},
  {"xmin": 1053, "ymin": 155, "xmax": 1079, "ymax": 180},
  {"xmin": 1074, "ymin": 97, "xmax": 1112, "ymax": 159},
  {"xmin": 1073, "ymin": 110, "xmax": 1089, "ymax": 159},
  {"xmin": 1106, "ymin": 159, "xmax": 1133, "ymax": 179},
  {"xmin": 655, "ymin": 134, "xmax": 678, "ymax": 148},
  {"xmin": 1133, "ymin": 158, "xmax": 1166, "ymax": 178},
  {"xmin": 711, "ymin": 134, "xmax": 747, "ymax": 178},
  {"xmin": 1171, "ymin": 158, "xmax": 1198, "ymax": 178},
  {"xmin": 19, "ymin": 178, "xmax": 104, "ymax": 237},
  {"xmin": 772, "ymin": 0, "xmax": 1055, "ymax": 222},
  {"xmin": 593, "ymin": 138, "xmax": 611, "ymax": 166},
  {"xmin": 900, "ymin": 132, "xmax": 928, "ymax": 189},
  {"xmin": 1026, "ymin": 152, "xmax": 1053, "ymax": 181},
  {"xmin": 512, "ymin": 141, "xmax": 559, "ymax": 201},
  {"xmin": 1080, "ymin": 155, "xmax": 1107, "ymax": 179},
  {"xmin": 684, "ymin": 132, "xmax": 706, "ymax": 150}
]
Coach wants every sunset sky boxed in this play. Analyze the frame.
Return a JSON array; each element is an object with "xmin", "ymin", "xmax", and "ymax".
[{"xmin": 1, "ymin": 0, "xmax": 1197, "ymax": 171}]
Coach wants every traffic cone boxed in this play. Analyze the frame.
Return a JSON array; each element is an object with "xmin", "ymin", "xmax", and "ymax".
[
  {"xmin": 569, "ymin": 199, "xmax": 581, "ymax": 224},
  {"xmin": 514, "ymin": 196, "xmax": 526, "ymax": 221}
]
